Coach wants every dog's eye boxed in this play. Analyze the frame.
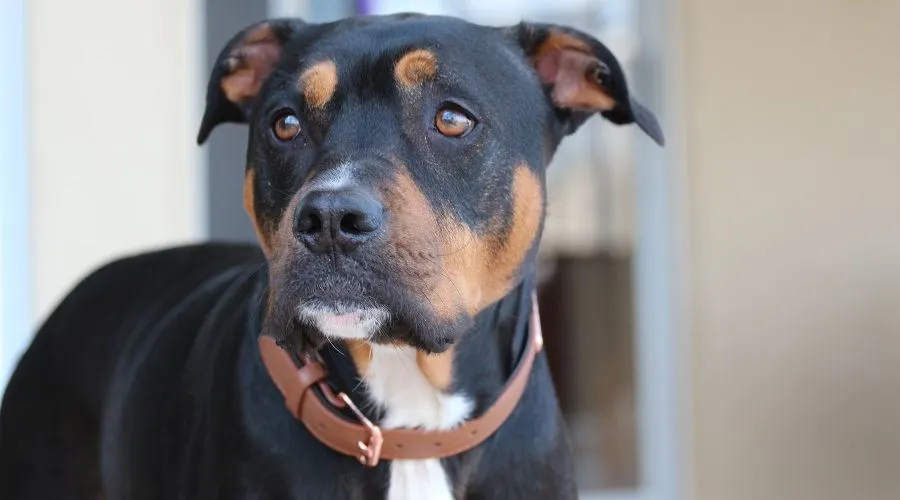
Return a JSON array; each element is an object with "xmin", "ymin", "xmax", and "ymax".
[
  {"xmin": 273, "ymin": 113, "xmax": 301, "ymax": 141},
  {"xmin": 434, "ymin": 105, "xmax": 475, "ymax": 138}
]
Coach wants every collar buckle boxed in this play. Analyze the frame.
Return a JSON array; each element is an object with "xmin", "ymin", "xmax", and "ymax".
[{"xmin": 338, "ymin": 392, "xmax": 383, "ymax": 467}]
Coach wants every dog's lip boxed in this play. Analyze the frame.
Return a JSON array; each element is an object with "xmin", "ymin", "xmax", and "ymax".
[
  {"xmin": 321, "ymin": 311, "xmax": 363, "ymax": 325},
  {"xmin": 297, "ymin": 297, "xmax": 384, "ymax": 313}
]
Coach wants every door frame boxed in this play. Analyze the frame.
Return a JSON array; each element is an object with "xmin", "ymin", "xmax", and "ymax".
[
  {"xmin": 629, "ymin": 0, "xmax": 690, "ymax": 498},
  {"xmin": 0, "ymin": 0, "xmax": 30, "ymax": 389}
]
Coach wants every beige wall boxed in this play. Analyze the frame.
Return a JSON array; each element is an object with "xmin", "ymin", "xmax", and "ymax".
[
  {"xmin": 29, "ymin": 0, "xmax": 206, "ymax": 324},
  {"xmin": 678, "ymin": 1, "xmax": 900, "ymax": 499}
]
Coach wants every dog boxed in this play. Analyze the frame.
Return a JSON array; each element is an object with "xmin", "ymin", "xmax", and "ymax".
[{"xmin": 0, "ymin": 13, "xmax": 663, "ymax": 500}]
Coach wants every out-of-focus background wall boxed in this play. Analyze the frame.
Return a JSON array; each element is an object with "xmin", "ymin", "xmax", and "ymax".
[
  {"xmin": 26, "ymin": 0, "xmax": 207, "ymax": 325},
  {"xmin": 681, "ymin": 2, "xmax": 900, "ymax": 500},
  {"xmin": 1, "ymin": 0, "xmax": 898, "ymax": 499}
]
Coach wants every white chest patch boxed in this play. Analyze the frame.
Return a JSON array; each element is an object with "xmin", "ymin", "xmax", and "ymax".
[{"xmin": 362, "ymin": 344, "xmax": 473, "ymax": 500}]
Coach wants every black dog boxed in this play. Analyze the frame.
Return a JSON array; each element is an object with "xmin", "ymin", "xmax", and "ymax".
[{"xmin": 0, "ymin": 14, "xmax": 663, "ymax": 500}]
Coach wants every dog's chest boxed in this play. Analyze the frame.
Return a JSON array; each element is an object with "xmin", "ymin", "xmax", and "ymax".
[{"xmin": 363, "ymin": 345, "xmax": 473, "ymax": 500}]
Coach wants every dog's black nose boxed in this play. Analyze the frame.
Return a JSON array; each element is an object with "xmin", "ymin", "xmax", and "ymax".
[{"xmin": 294, "ymin": 189, "xmax": 385, "ymax": 253}]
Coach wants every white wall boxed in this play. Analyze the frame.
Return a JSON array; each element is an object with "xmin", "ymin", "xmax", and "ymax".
[
  {"xmin": 28, "ymin": 0, "xmax": 207, "ymax": 326},
  {"xmin": 677, "ymin": 1, "xmax": 900, "ymax": 499}
]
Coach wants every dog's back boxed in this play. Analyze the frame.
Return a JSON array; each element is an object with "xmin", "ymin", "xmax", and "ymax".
[{"xmin": 0, "ymin": 244, "xmax": 263, "ymax": 499}]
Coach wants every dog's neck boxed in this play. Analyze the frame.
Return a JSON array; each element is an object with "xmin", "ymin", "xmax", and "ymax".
[
  {"xmin": 251, "ymin": 274, "xmax": 536, "ymax": 500},
  {"xmin": 317, "ymin": 276, "xmax": 535, "ymax": 423}
]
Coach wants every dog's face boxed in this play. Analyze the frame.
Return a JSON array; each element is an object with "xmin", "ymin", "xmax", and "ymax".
[{"xmin": 199, "ymin": 14, "xmax": 663, "ymax": 353}]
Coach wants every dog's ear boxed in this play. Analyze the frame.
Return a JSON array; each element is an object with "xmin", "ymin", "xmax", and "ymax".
[
  {"xmin": 197, "ymin": 19, "xmax": 308, "ymax": 145},
  {"xmin": 508, "ymin": 23, "xmax": 664, "ymax": 146}
]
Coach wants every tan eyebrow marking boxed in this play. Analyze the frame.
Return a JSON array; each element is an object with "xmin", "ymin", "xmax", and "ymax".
[
  {"xmin": 298, "ymin": 60, "xmax": 338, "ymax": 109},
  {"xmin": 394, "ymin": 49, "xmax": 438, "ymax": 88}
]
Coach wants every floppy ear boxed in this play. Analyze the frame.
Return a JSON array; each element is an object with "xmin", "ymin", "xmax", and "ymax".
[
  {"xmin": 509, "ymin": 23, "xmax": 665, "ymax": 146},
  {"xmin": 197, "ymin": 19, "xmax": 307, "ymax": 145}
]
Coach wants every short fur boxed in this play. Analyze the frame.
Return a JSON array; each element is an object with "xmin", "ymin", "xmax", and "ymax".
[{"xmin": 0, "ymin": 13, "xmax": 662, "ymax": 500}]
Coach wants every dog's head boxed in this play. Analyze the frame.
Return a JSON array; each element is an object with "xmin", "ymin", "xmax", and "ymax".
[{"xmin": 199, "ymin": 14, "xmax": 663, "ymax": 354}]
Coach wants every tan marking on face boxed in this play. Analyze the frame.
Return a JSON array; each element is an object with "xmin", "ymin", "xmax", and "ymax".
[
  {"xmin": 386, "ymin": 163, "xmax": 543, "ymax": 322},
  {"xmin": 221, "ymin": 23, "xmax": 281, "ymax": 104},
  {"xmin": 416, "ymin": 347, "xmax": 455, "ymax": 390},
  {"xmin": 383, "ymin": 168, "xmax": 458, "ymax": 319},
  {"xmin": 394, "ymin": 49, "xmax": 438, "ymax": 89},
  {"xmin": 443, "ymin": 165, "xmax": 543, "ymax": 315},
  {"xmin": 533, "ymin": 31, "xmax": 617, "ymax": 111},
  {"xmin": 346, "ymin": 340, "xmax": 373, "ymax": 376},
  {"xmin": 432, "ymin": 220, "xmax": 485, "ymax": 318},
  {"xmin": 244, "ymin": 170, "xmax": 272, "ymax": 257},
  {"xmin": 486, "ymin": 164, "xmax": 544, "ymax": 296},
  {"xmin": 299, "ymin": 60, "xmax": 338, "ymax": 109}
]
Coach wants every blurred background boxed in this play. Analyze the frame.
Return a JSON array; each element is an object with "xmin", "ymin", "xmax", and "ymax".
[{"xmin": 1, "ymin": 0, "xmax": 898, "ymax": 499}]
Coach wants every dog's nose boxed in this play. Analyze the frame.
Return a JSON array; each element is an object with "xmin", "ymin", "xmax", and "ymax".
[{"xmin": 294, "ymin": 189, "xmax": 385, "ymax": 253}]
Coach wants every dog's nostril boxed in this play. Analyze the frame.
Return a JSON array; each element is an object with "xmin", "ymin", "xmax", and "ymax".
[
  {"xmin": 296, "ymin": 210, "xmax": 323, "ymax": 235},
  {"xmin": 340, "ymin": 211, "xmax": 379, "ymax": 235},
  {"xmin": 339, "ymin": 212, "xmax": 363, "ymax": 235}
]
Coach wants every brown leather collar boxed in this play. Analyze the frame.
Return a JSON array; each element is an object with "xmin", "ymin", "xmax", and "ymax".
[{"xmin": 258, "ymin": 292, "xmax": 544, "ymax": 467}]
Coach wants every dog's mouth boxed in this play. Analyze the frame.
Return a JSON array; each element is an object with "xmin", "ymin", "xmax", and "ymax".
[{"xmin": 264, "ymin": 261, "xmax": 465, "ymax": 354}]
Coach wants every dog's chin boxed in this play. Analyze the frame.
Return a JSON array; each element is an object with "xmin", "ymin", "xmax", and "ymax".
[
  {"xmin": 293, "ymin": 300, "xmax": 460, "ymax": 354},
  {"xmin": 264, "ymin": 295, "xmax": 466, "ymax": 355},
  {"xmin": 296, "ymin": 301, "xmax": 390, "ymax": 341}
]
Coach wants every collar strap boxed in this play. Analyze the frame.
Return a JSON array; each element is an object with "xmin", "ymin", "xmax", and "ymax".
[{"xmin": 259, "ymin": 292, "xmax": 544, "ymax": 467}]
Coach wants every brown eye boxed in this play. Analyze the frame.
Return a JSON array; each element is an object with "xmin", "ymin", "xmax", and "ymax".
[
  {"xmin": 434, "ymin": 106, "xmax": 475, "ymax": 137},
  {"xmin": 273, "ymin": 113, "xmax": 301, "ymax": 141}
]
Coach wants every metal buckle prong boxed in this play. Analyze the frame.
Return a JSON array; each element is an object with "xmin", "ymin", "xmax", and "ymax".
[
  {"xmin": 531, "ymin": 292, "xmax": 544, "ymax": 352},
  {"xmin": 338, "ymin": 392, "xmax": 384, "ymax": 467}
]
